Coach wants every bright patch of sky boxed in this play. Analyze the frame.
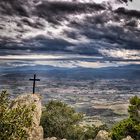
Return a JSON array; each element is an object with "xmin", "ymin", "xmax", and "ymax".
[
  {"xmin": 1, "ymin": 58, "xmax": 140, "ymax": 69},
  {"xmin": 125, "ymin": 0, "xmax": 140, "ymax": 10},
  {"xmin": 0, "ymin": 53, "xmax": 139, "ymax": 70},
  {"xmin": 0, "ymin": 54, "xmax": 102, "ymax": 60},
  {"xmin": 94, "ymin": 0, "xmax": 140, "ymax": 10},
  {"xmin": 99, "ymin": 49, "xmax": 140, "ymax": 60}
]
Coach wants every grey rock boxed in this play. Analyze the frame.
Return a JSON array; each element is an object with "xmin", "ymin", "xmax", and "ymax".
[
  {"xmin": 122, "ymin": 136, "xmax": 134, "ymax": 140},
  {"xmin": 10, "ymin": 94, "xmax": 43, "ymax": 140},
  {"xmin": 45, "ymin": 137, "xmax": 57, "ymax": 140},
  {"xmin": 94, "ymin": 130, "xmax": 111, "ymax": 140},
  {"xmin": 44, "ymin": 137, "xmax": 67, "ymax": 140}
]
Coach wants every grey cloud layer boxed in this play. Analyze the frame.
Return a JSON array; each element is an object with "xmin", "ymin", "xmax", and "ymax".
[{"xmin": 0, "ymin": 0, "xmax": 140, "ymax": 60}]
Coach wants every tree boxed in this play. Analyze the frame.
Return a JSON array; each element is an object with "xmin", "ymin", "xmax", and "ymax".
[
  {"xmin": 111, "ymin": 96, "xmax": 140, "ymax": 140},
  {"xmin": 41, "ymin": 100, "xmax": 108, "ymax": 140},
  {"xmin": 0, "ymin": 90, "xmax": 34, "ymax": 140},
  {"xmin": 128, "ymin": 96, "xmax": 140, "ymax": 122},
  {"xmin": 41, "ymin": 100, "xmax": 83, "ymax": 139},
  {"xmin": 67, "ymin": 124, "xmax": 108, "ymax": 140}
]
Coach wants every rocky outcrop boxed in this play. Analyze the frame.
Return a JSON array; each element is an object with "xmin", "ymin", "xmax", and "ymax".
[
  {"xmin": 44, "ymin": 138, "xmax": 66, "ymax": 140},
  {"xmin": 94, "ymin": 130, "xmax": 134, "ymax": 140},
  {"xmin": 44, "ymin": 138, "xmax": 57, "ymax": 140},
  {"xmin": 122, "ymin": 136, "xmax": 134, "ymax": 140},
  {"xmin": 94, "ymin": 130, "xmax": 111, "ymax": 140},
  {"xmin": 9, "ymin": 94, "xmax": 135, "ymax": 140},
  {"xmin": 10, "ymin": 94, "xmax": 43, "ymax": 140}
]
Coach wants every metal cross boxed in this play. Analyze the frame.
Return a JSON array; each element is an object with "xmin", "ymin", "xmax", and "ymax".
[{"xmin": 29, "ymin": 74, "xmax": 40, "ymax": 94}]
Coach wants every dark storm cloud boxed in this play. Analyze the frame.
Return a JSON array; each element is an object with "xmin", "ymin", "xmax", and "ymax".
[
  {"xmin": 0, "ymin": 0, "xmax": 140, "ymax": 60},
  {"xmin": 64, "ymin": 8, "xmax": 140, "ymax": 60},
  {"xmin": 67, "ymin": 9, "xmax": 140, "ymax": 51},
  {"xmin": 0, "ymin": 0, "xmax": 105, "ymax": 17},
  {"xmin": 0, "ymin": 35, "xmax": 75, "ymax": 55},
  {"xmin": 36, "ymin": 1, "xmax": 105, "ymax": 14},
  {"xmin": 0, "ymin": 0, "xmax": 31, "ymax": 16},
  {"xmin": 115, "ymin": 7, "xmax": 140, "ymax": 19},
  {"xmin": 24, "ymin": 35, "xmax": 74, "ymax": 52},
  {"xmin": 35, "ymin": 1, "xmax": 106, "ymax": 24}
]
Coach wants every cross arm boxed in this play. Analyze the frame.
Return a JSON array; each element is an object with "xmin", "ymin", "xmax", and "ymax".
[{"xmin": 29, "ymin": 79, "xmax": 40, "ymax": 81}]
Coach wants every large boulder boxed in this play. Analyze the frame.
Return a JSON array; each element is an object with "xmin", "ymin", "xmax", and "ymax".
[
  {"xmin": 122, "ymin": 136, "xmax": 134, "ymax": 140},
  {"xmin": 44, "ymin": 138, "xmax": 66, "ymax": 140},
  {"xmin": 94, "ymin": 130, "xmax": 111, "ymax": 140},
  {"xmin": 44, "ymin": 137, "xmax": 57, "ymax": 140},
  {"xmin": 10, "ymin": 94, "xmax": 43, "ymax": 140}
]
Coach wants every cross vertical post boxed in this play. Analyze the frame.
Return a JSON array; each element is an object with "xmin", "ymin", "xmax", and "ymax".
[
  {"xmin": 29, "ymin": 74, "xmax": 40, "ymax": 94},
  {"xmin": 33, "ymin": 74, "xmax": 36, "ymax": 94}
]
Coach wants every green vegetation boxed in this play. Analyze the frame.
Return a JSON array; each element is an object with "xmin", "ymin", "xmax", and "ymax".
[
  {"xmin": 41, "ymin": 100, "xmax": 83, "ymax": 139},
  {"xmin": 1, "ymin": 89, "xmax": 140, "ymax": 140},
  {"xmin": 0, "ymin": 90, "xmax": 34, "ymax": 140},
  {"xmin": 66, "ymin": 124, "xmax": 108, "ymax": 140},
  {"xmin": 41, "ymin": 100, "xmax": 108, "ymax": 140},
  {"xmin": 111, "ymin": 96, "xmax": 140, "ymax": 140}
]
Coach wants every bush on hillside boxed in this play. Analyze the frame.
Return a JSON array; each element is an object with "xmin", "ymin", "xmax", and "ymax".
[
  {"xmin": 41, "ymin": 100, "xmax": 83, "ymax": 139},
  {"xmin": 67, "ymin": 124, "xmax": 108, "ymax": 140},
  {"xmin": 41, "ymin": 100, "xmax": 108, "ymax": 140},
  {"xmin": 0, "ymin": 90, "xmax": 34, "ymax": 140},
  {"xmin": 111, "ymin": 96, "xmax": 140, "ymax": 140}
]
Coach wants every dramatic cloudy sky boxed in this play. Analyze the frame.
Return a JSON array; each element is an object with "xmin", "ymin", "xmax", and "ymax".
[{"xmin": 0, "ymin": 0, "xmax": 140, "ymax": 66}]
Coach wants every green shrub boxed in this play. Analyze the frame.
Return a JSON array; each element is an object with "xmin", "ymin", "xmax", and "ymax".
[
  {"xmin": 0, "ymin": 90, "xmax": 34, "ymax": 140},
  {"xmin": 111, "ymin": 96, "xmax": 140, "ymax": 140},
  {"xmin": 41, "ymin": 100, "xmax": 108, "ymax": 140},
  {"xmin": 67, "ymin": 124, "xmax": 108, "ymax": 140},
  {"xmin": 111, "ymin": 118, "xmax": 140, "ymax": 140},
  {"xmin": 41, "ymin": 100, "xmax": 83, "ymax": 139},
  {"xmin": 128, "ymin": 96, "xmax": 140, "ymax": 122}
]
